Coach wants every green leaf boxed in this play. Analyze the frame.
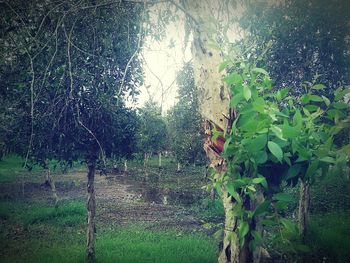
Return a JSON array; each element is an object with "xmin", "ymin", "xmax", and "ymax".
[
  {"xmin": 261, "ymin": 219, "xmax": 275, "ymax": 226},
  {"xmin": 309, "ymin": 95, "xmax": 323, "ymax": 102},
  {"xmin": 245, "ymin": 134, "xmax": 267, "ymax": 153},
  {"xmin": 319, "ymin": 156, "xmax": 336, "ymax": 163},
  {"xmin": 254, "ymin": 151, "xmax": 268, "ymax": 164},
  {"xmin": 294, "ymin": 244, "xmax": 311, "ymax": 253},
  {"xmin": 267, "ymin": 141, "xmax": 283, "ymax": 162},
  {"xmin": 227, "ymin": 183, "xmax": 242, "ymax": 204},
  {"xmin": 226, "ymin": 182, "xmax": 236, "ymax": 195},
  {"xmin": 312, "ymin": 84, "xmax": 326, "ymax": 90},
  {"xmin": 275, "ymin": 201, "xmax": 289, "ymax": 210},
  {"xmin": 252, "ymin": 98, "xmax": 265, "ymax": 113},
  {"xmin": 305, "ymin": 160, "xmax": 319, "ymax": 179},
  {"xmin": 333, "ymin": 102, "xmax": 349, "ymax": 110},
  {"xmin": 304, "ymin": 105, "xmax": 319, "ymax": 112},
  {"xmin": 252, "ymin": 176, "xmax": 268, "ymax": 189},
  {"xmin": 280, "ymin": 87, "xmax": 289, "ymax": 99},
  {"xmin": 247, "ymin": 185, "xmax": 256, "ymax": 192},
  {"xmin": 231, "ymin": 93, "xmax": 244, "ymax": 107},
  {"xmin": 253, "ymin": 200, "xmax": 271, "ymax": 217},
  {"xmin": 243, "ymin": 85, "xmax": 252, "ymax": 101},
  {"xmin": 252, "ymin": 67, "xmax": 269, "ymax": 76},
  {"xmin": 293, "ymin": 110, "xmax": 302, "ymax": 128},
  {"xmin": 300, "ymin": 94, "xmax": 310, "ymax": 104},
  {"xmin": 322, "ymin": 96, "xmax": 330, "ymax": 107},
  {"xmin": 211, "ymin": 126, "xmax": 223, "ymax": 141},
  {"xmin": 239, "ymin": 221, "xmax": 249, "ymax": 240},
  {"xmin": 219, "ymin": 61, "xmax": 230, "ymax": 72},
  {"xmin": 224, "ymin": 72, "xmax": 243, "ymax": 85},
  {"xmin": 303, "ymin": 107, "xmax": 311, "ymax": 117},
  {"xmin": 282, "ymin": 122, "xmax": 300, "ymax": 139},
  {"xmin": 237, "ymin": 113, "xmax": 258, "ymax": 132},
  {"xmin": 251, "ymin": 230, "xmax": 263, "ymax": 245},
  {"xmin": 280, "ymin": 218, "xmax": 297, "ymax": 233},
  {"xmin": 271, "ymin": 125, "xmax": 285, "ymax": 141},
  {"xmin": 286, "ymin": 164, "xmax": 302, "ymax": 180},
  {"xmin": 273, "ymin": 193, "xmax": 293, "ymax": 202}
]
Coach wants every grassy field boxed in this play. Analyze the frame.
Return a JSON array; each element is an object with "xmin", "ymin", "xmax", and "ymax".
[
  {"xmin": 0, "ymin": 199, "xmax": 217, "ymax": 263},
  {"xmin": 0, "ymin": 155, "xmax": 349, "ymax": 262},
  {"xmin": 0, "ymin": 155, "xmax": 218, "ymax": 263}
]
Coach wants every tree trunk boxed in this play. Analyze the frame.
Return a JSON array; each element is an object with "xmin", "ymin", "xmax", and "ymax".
[
  {"xmin": 180, "ymin": 2, "xmax": 248, "ymax": 262},
  {"xmin": 44, "ymin": 166, "xmax": 59, "ymax": 205},
  {"xmin": 43, "ymin": 160, "xmax": 59, "ymax": 205},
  {"xmin": 143, "ymin": 153, "xmax": 148, "ymax": 167},
  {"xmin": 158, "ymin": 152, "xmax": 162, "ymax": 168},
  {"xmin": 219, "ymin": 189, "xmax": 251, "ymax": 263},
  {"xmin": 86, "ymin": 158, "xmax": 96, "ymax": 262},
  {"xmin": 124, "ymin": 159, "xmax": 128, "ymax": 174},
  {"xmin": 177, "ymin": 162, "xmax": 181, "ymax": 172},
  {"xmin": 298, "ymin": 179, "xmax": 310, "ymax": 240},
  {"xmin": 210, "ymin": 188, "xmax": 216, "ymax": 200}
]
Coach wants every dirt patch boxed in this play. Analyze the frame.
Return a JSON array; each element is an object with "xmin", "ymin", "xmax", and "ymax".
[{"xmin": 0, "ymin": 170, "xmax": 203, "ymax": 231}]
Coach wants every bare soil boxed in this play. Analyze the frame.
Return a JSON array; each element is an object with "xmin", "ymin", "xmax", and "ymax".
[{"xmin": 0, "ymin": 170, "xmax": 203, "ymax": 231}]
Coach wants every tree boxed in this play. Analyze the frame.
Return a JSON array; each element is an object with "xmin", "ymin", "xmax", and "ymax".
[
  {"xmin": 138, "ymin": 100, "xmax": 167, "ymax": 167},
  {"xmin": 1, "ymin": 0, "xmax": 145, "ymax": 261},
  {"xmin": 162, "ymin": 1, "xmax": 349, "ymax": 262},
  {"xmin": 240, "ymin": 0, "xmax": 350, "ymax": 93},
  {"xmin": 238, "ymin": 0, "xmax": 350, "ymax": 239},
  {"xmin": 167, "ymin": 62, "xmax": 205, "ymax": 169}
]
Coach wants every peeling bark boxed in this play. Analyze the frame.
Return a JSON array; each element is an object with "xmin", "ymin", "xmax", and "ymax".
[
  {"xmin": 180, "ymin": 2, "xmax": 258, "ymax": 262},
  {"xmin": 86, "ymin": 158, "xmax": 96, "ymax": 263},
  {"xmin": 298, "ymin": 179, "xmax": 310, "ymax": 240}
]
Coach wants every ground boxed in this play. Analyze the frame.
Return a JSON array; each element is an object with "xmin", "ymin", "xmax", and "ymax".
[
  {"xmin": 0, "ymin": 155, "xmax": 349, "ymax": 263},
  {"xmin": 0, "ymin": 156, "xmax": 220, "ymax": 263}
]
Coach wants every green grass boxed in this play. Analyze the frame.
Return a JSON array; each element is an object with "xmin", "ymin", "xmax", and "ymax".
[
  {"xmin": 0, "ymin": 200, "xmax": 85, "ymax": 227},
  {"xmin": 95, "ymin": 226, "xmax": 217, "ymax": 263},
  {"xmin": 0, "ymin": 155, "xmax": 87, "ymax": 183},
  {"xmin": 0, "ymin": 155, "xmax": 43, "ymax": 182},
  {"xmin": 0, "ymin": 198, "xmax": 218, "ymax": 263},
  {"xmin": 307, "ymin": 211, "xmax": 350, "ymax": 262},
  {"xmin": 0, "ymin": 223, "xmax": 217, "ymax": 263}
]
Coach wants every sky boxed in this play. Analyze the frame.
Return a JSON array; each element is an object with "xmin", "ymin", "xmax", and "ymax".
[{"xmin": 137, "ymin": 20, "xmax": 192, "ymax": 114}]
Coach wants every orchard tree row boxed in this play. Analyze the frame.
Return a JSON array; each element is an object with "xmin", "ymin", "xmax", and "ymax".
[{"xmin": 1, "ymin": 0, "xmax": 350, "ymax": 262}]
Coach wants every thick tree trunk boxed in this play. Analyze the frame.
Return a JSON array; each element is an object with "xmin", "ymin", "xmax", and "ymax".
[
  {"xmin": 298, "ymin": 179, "xmax": 310, "ymax": 240},
  {"xmin": 180, "ymin": 2, "xmax": 249, "ymax": 262},
  {"xmin": 86, "ymin": 158, "xmax": 96, "ymax": 262},
  {"xmin": 219, "ymin": 189, "xmax": 250, "ymax": 263},
  {"xmin": 158, "ymin": 152, "xmax": 162, "ymax": 168}
]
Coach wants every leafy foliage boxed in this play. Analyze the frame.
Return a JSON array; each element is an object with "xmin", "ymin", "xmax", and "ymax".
[
  {"xmin": 167, "ymin": 63, "xmax": 205, "ymax": 164},
  {"xmin": 0, "ymin": 0, "xmax": 144, "ymax": 164},
  {"xmin": 216, "ymin": 55, "xmax": 349, "ymax": 251},
  {"xmin": 137, "ymin": 100, "xmax": 167, "ymax": 157},
  {"xmin": 240, "ymin": 0, "xmax": 350, "ymax": 93}
]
